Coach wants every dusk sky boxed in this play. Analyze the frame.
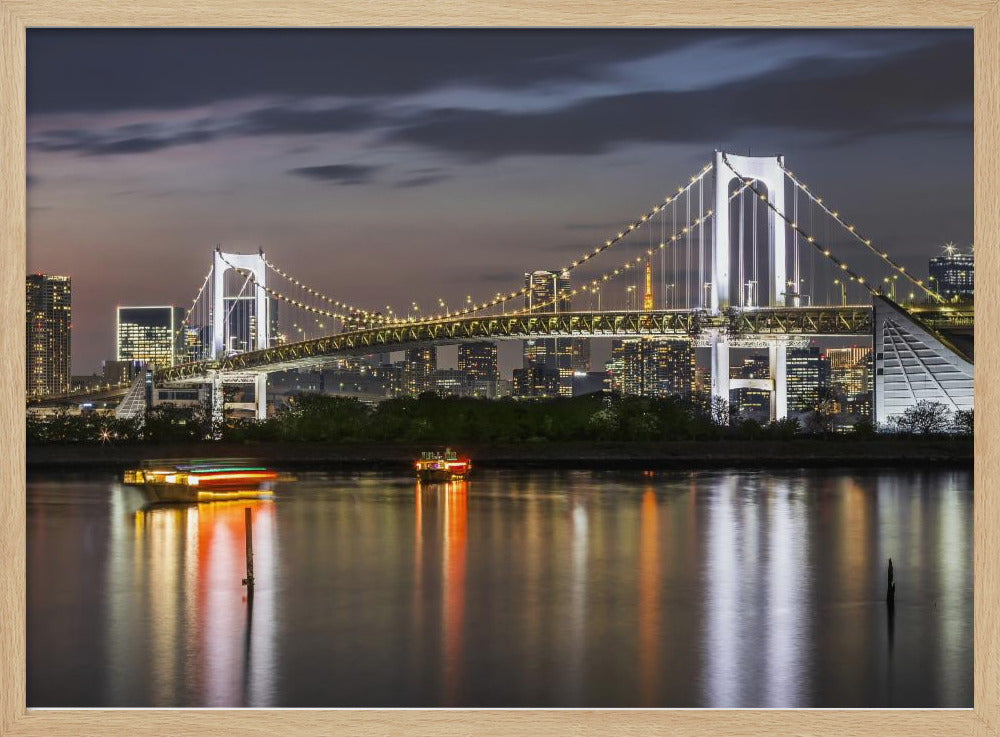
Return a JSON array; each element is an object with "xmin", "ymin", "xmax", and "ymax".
[{"xmin": 26, "ymin": 29, "xmax": 973, "ymax": 374}]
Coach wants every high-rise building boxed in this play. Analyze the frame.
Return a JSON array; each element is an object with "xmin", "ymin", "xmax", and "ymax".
[
  {"xmin": 786, "ymin": 345, "xmax": 830, "ymax": 414},
  {"xmin": 827, "ymin": 346, "xmax": 872, "ymax": 418},
  {"xmin": 401, "ymin": 346, "xmax": 436, "ymax": 396},
  {"xmin": 26, "ymin": 274, "xmax": 71, "ymax": 396},
  {"xmin": 116, "ymin": 306, "xmax": 185, "ymax": 368},
  {"xmin": 609, "ymin": 338, "xmax": 695, "ymax": 397},
  {"xmin": 457, "ymin": 342, "xmax": 498, "ymax": 384},
  {"xmin": 928, "ymin": 247, "xmax": 974, "ymax": 300},
  {"xmin": 523, "ymin": 270, "xmax": 573, "ymax": 397},
  {"xmin": 570, "ymin": 339, "xmax": 590, "ymax": 373},
  {"xmin": 513, "ymin": 363, "xmax": 560, "ymax": 399},
  {"xmin": 434, "ymin": 369, "xmax": 467, "ymax": 397}
]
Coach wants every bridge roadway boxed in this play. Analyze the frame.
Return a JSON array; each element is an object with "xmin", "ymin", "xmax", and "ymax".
[{"xmin": 156, "ymin": 303, "xmax": 971, "ymax": 384}]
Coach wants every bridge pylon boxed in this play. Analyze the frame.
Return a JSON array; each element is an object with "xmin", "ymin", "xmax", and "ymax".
[
  {"xmin": 710, "ymin": 151, "xmax": 788, "ymax": 424},
  {"xmin": 211, "ymin": 248, "xmax": 269, "ymax": 420},
  {"xmin": 712, "ymin": 150, "xmax": 786, "ymax": 313}
]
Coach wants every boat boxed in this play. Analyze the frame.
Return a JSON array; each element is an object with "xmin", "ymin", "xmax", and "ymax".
[
  {"xmin": 414, "ymin": 449, "xmax": 472, "ymax": 482},
  {"xmin": 123, "ymin": 460, "xmax": 278, "ymax": 504}
]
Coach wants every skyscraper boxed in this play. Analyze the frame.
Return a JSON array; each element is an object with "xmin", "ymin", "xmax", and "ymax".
[
  {"xmin": 26, "ymin": 274, "xmax": 71, "ymax": 396},
  {"xmin": 513, "ymin": 362, "xmax": 560, "ymax": 398},
  {"xmin": 457, "ymin": 342, "xmax": 498, "ymax": 384},
  {"xmin": 928, "ymin": 246, "xmax": 974, "ymax": 300},
  {"xmin": 523, "ymin": 270, "xmax": 572, "ymax": 397},
  {"xmin": 116, "ymin": 306, "xmax": 185, "ymax": 367},
  {"xmin": 609, "ymin": 338, "xmax": 694, "ymax": 397},
  {"xmin": 401, "ymin": 346, "xmax": 436, "ymax": 396},
  {"xmin": 827, "ymin": 346, "xmax": 872, "ymax": 418},
  {"xmin": 786, "ymin": 345, "xmax": 830, "ymax": 415}
]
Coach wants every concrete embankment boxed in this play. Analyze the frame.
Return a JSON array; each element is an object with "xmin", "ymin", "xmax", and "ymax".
[{"xmin": 26, "ymin": 438, "xmax": 973, "ymax": 473}]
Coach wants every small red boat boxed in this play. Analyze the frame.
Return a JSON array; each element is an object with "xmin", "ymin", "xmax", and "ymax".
[{"xmin": 414, "ymin": 449, "xmax": 472, "ymax": 482}]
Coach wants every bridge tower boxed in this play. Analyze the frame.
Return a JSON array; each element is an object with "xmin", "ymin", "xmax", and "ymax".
[
  {"xmin": 710, "ymin": 151, "xmax": 788, "ymax": 422},
  {"xmin": 211, "ymin": 248, "xmax": 269, "ymax": 420}
]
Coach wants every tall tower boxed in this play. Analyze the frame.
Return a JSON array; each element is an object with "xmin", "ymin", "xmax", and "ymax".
[
  {"xmin": 26, "ymin": 274, "xmax": 71, "ymax": 396},
  {"xmin": 643, "ymin": 255, "xmax": 654, "ymax": 312}
]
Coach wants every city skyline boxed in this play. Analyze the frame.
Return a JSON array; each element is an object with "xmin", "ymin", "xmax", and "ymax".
[{"xmin": 26, "ymin": 29, "xmax": 972, "ymax": 374}]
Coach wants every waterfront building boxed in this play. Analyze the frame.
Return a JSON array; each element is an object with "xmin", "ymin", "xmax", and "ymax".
[
  {"xmin": 608, "ymin": 338, "xmax": 695, "ymax": 397},
  {"xmin": 434, "ymin": 369, "xmax": 467, "ymax": 397},
  {"xmin": 116, "ymin": 305, "xmax": 185, "ymax": 368},
  {"xmin": 928, "ymin": 246, "xmax": 974, "ymax": 300},
  {"xmin": 401, "ymin": 346, "xmax": 437, "ymax": 396},
  {"xmin": 570, "ymin": 338, "xmax": 590, "ymax": 373},
  {"xmin": 458, "ymin": 342, "xmax": 498, "ymax": 384},
  {"xmin": 513, "ymin": 363, "xmax": 560, "ymax": 398},
  {"xmin": 827, "ymin": 346, "xmax": 872, "ymax": 418},
  {"xmin": 573, "ymin": 370, "xmax": 608, "ymax": 397},
  {"xmin": 26, "ymin": 274, "xmax": 71, "ymax": 396},
  {"xmin": 786, "ymin": 345, "xmax": 830, "ymax": 414},
  {"xmin": 523, "ymin": 270, "xmax": 573, "ymax": 396}
]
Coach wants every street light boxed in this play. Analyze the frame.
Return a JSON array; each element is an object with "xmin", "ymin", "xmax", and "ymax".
[
  {"xmin": 626, "ymin": 285, "xmax": 636, "ymax": 312},
  {"xmin": 665, "ymin": 283, "xmax": 675, "ymax": 309}
]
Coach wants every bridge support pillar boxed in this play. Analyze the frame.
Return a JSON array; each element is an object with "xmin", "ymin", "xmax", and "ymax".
[
  {"xmin": 709, "ymin": 330, "xmax": 731, "ymax": 425},
  {"xmin": 255, "ymin": 374, "xmax": 267, "ymax": 420},
  {"xmin": 769, "ymin": 340, "xmax": 788, "ymax": 421},
  {"xmin": 210, "ymin": 375, "xmax": 224, "ymax": 439}
]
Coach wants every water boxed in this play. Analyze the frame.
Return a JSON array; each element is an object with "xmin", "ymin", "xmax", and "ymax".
[{"xmin": 27, "ymin": 468, "xmax": 972, "ymax": 708}]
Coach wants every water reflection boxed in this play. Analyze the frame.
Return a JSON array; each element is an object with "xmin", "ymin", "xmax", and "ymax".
[
  {"xmin": 104, "ymin": 494, "xmax": 276, "ymax": 706},
  {"xmin": 27, "ymin": 468, "xmax": 972, "ymax": 708}
]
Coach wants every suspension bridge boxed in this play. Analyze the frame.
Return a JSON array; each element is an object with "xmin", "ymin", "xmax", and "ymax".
[{"xmin": 34, "ymin": 150, "xmax": 975, "ymax": 427}]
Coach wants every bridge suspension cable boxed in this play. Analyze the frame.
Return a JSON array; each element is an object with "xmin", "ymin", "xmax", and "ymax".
[
  {"xmin": 262, "ymin": 256, "xmax": 391, "ymax": 324},
  {"xmin": 396, "ymin": 162, "xmax": 716, "ymax": 324},
  {"xmin": 509, "ymin": 180, "xmax": 754, "ymax": 316},
  {"xmin": 723, "ymin": 153, "xmax": 877, "ymax": 298},
  {"xmin": 779, "ymin": 163, "xmax": 944, "ymax": 304}
]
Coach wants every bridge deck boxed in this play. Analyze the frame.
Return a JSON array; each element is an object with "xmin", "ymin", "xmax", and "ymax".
[{"xmin": 156, "ymin": 304, "xmax": 972, "ymax": 384}]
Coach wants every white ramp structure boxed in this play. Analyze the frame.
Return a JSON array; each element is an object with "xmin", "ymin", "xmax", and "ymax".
[
  {"xmin": 874, "ymin": 296, "xmax": 974, "ymax": 426},
  {"xmin": 115, "ymin": 370, "xmax": 150, "ymax": 420}
]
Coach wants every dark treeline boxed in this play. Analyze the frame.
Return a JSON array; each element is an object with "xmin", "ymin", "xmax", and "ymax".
[{"xmin": 26, "ymin": 392, "xmax": 972, "ymax": 445}]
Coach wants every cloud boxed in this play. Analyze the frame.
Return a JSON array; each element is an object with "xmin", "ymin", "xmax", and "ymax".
[
  {"xmin": 384, "ymin": 37, "xmax": 972, "ymax": 160},
  {"xmin": 287, "ymin": 163, "xmax": 380, "ymax": 185},
  {"xmin": 26, "ymin": 29, "xmax": 727, "ymax": 114},
  {"xmin": 391, "ymin": 168, "xmax": 450, "ymax": 188},
  {"xmin": 29, "ymin": 103, "xmax": 378, "ymax": 156}
]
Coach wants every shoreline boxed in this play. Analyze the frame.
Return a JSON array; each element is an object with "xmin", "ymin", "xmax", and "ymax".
[{"xmin": 26, "ymin": 438, "xmax": 973, "ymax": 473}]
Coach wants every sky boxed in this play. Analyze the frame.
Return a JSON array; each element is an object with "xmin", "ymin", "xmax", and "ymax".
[{"xmin": 25, "ymin": 29, "xmax": 973, "ymax": 375}]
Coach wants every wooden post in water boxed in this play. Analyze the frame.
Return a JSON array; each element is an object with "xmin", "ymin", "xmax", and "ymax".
[
  {"xmin": 242, "ymin": 507, "xmax": 255, "ymax": 594},
  {"xmin": 886, "ymin": 557, "xmax": 895, "ymax": 608}
]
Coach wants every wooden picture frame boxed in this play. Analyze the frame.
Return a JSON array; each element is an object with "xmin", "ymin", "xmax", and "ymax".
[{"xmin": 2, "ymin": 2, "xmax": 997, "ymax": 734}]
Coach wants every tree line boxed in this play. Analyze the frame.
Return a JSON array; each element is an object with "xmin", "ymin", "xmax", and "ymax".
[{"xmin": 26, "ymin": 392, "xmax": 973, "ymax": 445}]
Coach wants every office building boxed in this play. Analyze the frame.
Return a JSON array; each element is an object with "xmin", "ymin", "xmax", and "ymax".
[
  {"xmin": 608, "ymin": 339, "xmax": 695, "ymax": 397},
  {"xmin": 458, "ymin": 342, "xmax": 498, "ymax": 384},
  {"xmin": 401, "ymin": 346, "xmax": 436, "ymax": 396},
  {"xmin": 523, "ymin": 270, "xmax": 573, "ymax": 397},
  {"xmin": 116, "ymin": 306, "xmax": 185, "ymax": 367},
  {"xmin": 827, "ymin": 346, "xmax": 872, "ymax": 418},
  {"xmin": 928, "ymin": 247, "xmax": 974, "ymax": 300},
  {"xmin": 513, "ymin": 363, "xmax": 560, "ymax": 399},
  {"xmin": 26, "ymin": 274, "xmax": 71, "ymax": 396},
  {"xmin": 786, "ymin": 345, "xmax": 830, "ymax": 414}
]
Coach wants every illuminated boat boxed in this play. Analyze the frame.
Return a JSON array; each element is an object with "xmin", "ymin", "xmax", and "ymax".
[
  {"xmin": 415, "ymin": 449, "xmax": 472, "ymax": 483},
  {"xmin": 123, "ymin": 460, "xmax": 277, "ymax": 503}
]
